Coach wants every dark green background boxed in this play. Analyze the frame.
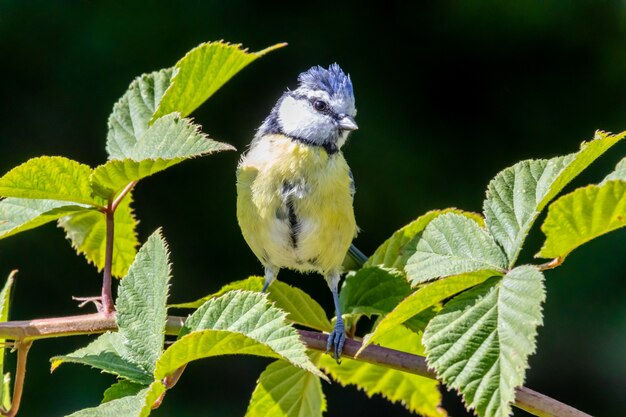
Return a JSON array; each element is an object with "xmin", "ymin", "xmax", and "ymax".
[{"xmin": 0, "ymin": 2, "xmax": 624, "ymax": 416}]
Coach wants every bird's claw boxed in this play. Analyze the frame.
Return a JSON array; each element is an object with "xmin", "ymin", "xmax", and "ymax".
[{"xmin": 326, "ymin": 321, "xmax": 346, "ymax": 363}]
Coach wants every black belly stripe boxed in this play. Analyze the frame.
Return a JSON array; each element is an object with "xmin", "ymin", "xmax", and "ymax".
[{"xmin": 286, "ymin": 198, "xmax": 299, "ymax": 248}]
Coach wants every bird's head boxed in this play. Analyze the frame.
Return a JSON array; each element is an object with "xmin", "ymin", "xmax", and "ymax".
[{"xmin": 264, "ymin": 64, "xmax": 357, "ymax": 153}]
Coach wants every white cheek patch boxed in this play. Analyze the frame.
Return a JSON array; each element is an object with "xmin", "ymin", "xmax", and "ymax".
[{"xmin": 278, "ymin": 96, "xmax": 313, "ymax": 136}]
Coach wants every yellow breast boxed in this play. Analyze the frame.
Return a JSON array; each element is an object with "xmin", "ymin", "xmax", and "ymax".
[{"xmin": 236, "ymin": 134, "xmax": 356, "ymax": 274}]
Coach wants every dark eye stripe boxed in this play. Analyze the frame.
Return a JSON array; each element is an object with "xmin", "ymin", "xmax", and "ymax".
[{"xmin": 289, "ymin": 92, "xmax": 335, "ymax": 116}]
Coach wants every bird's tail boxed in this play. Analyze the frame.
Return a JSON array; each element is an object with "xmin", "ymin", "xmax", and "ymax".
[{"xmin": 342, "ymin": 244, "xmax": 368, "ymax": 270}]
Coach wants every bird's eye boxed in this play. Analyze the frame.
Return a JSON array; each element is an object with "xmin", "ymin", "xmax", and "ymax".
[{"xmin": 313, "ymin": 100, "xmax": 329, "ymax": 112}]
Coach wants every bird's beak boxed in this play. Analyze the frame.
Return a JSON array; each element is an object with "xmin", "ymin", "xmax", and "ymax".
[{"xmin": 338, "ymin": 115, "xmax": 358, "ymax": 131}]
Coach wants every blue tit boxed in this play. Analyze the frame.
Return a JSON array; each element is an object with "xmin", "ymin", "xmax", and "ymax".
[{"xmin": 236, "ymin": 63, "xmax": 358, "ymax": 360}]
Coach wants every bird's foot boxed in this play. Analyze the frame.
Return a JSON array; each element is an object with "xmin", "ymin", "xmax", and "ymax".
[{"xmin": 326, "ymin": 321, "xmax": 346, "ymax": 363}]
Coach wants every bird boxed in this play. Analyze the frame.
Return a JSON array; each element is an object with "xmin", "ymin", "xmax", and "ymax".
[{"xmin": 236, "ymin": 63, "xmax": 358, "ymax": 361}]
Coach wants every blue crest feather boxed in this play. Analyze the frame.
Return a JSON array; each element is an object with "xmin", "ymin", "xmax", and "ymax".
[{"xmin": 297, "ymin": 63, "xmax": 353, "ymax": 99}]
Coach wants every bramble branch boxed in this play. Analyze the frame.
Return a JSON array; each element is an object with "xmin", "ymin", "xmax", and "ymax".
[{"xmin": 0, "ymin": 313, "xmax": 590, "ymax": 417}]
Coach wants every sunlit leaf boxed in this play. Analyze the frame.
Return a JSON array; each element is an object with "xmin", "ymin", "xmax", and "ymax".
[
  {"xmin": 152, "ymin": 41, "xmax": 286, "ymax": 121},
  {"xmin": 94, "ymin": 114, "xmax": 234, "ymax": 199},
  {"xmin": 321, "ymin": 326, "xmax": 445, "ymax": 417},
  {"xmin": 106, "ymin": 68, "xmax": 173, "ymax": 160},
  {"xmin": 116, "ymin": 229, "xmax": 171, "ymax": 374},
  {"xmin": 538, "ymin": 181, "xmax": 626, "ymax": 260},
  {"xmin": 0, "ymin": 271, "xmax": 15, "ymax": 410},
  {"xmin": 172, "ymin": 276, "xmax": 332, "ymax": 332},
  {"xmin": 340, "ymin": 267, "xmax": 410, "ymax": 317},
  {"xmin": 366, "ymin": 209, "xmax": 483, "ymax": 270},
  {"xmin": 156, "ymin": 290, "xmax": 324, "ymax": 380},
  {"xmin": 0, "ymin": 198, "xmax": 88, "ymax": 240},
  {"xmin": 602, "ymin": 157, "xmax": 626, "ymax": 183},
  {"xmin": 358, "ymin": 271, "xmax": 494, "ymax": 354},
  {"xmin": 423, "ymin": 266, "xmax": 545, "ymax": 417},
  {"xmin": 0, "ymin": 156, "xmax": 100, "ymax": 206},
  {"xmin": 58, "ymin": 192, "xmax": 138, "ymax": 278},
  {"xmin": 102, "ymin": 380, "xmax": 145, "ymax": 403},
  {"xmin": 484, "ymin": 130, "xmax": 625, "ymax": 266},
  {"xmin": 245, "ymin": 353, "xmax": 326, "ymax": 417},
  {"xmin": 406, "ymin": 213, "xmax": 507, "ymax": 285},
  {"xmin": 65, "ymin": 381, "xmax": 164, "ymax": 417},
  {"xmin": 51, "ymin": 332, "xmax": 152, "ymax": 385}
]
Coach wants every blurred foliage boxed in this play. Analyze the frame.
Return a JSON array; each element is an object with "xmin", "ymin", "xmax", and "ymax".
[{"xmin": 0, "ymin": 1, "xmax": 625, "ymax": 416}]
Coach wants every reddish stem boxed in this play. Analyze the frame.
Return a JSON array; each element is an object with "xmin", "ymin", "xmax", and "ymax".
[{"xmin": 0, "ymin": 341, "xmax": 32, "ymax": 417}]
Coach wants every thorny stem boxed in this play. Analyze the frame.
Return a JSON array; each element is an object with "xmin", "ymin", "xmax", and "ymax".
[
  {"xmin": 0, "ymin": 314, "xmax": 591, "ymax": 417},
  {"xmin": 100, "ymin": 181, "xmax": 137, "ymax": 316},
  {"xmin": 101, "ymin": 204, "xmax": 114, "ymax": 316},
  {"xmin": 0, "ymin": 341, "xmax": 32, "ymax": 417}
]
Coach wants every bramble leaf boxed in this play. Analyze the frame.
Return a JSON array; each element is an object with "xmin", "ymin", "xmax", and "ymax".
[
  {"xmin": 484, "ymin": 130, "xmax": 626, "ymax": 266},
  {"xmin": 339, "ymin": 267, "xmax": 410, "ymax": 317},
  {"xmin": 0, "ymin": 373, "xmax": 9, "ymax": 411},
  {"xmin": 245, "ymin": 353, "xmax": 326, "ymax": 417},
  {"xmin": 538, "ymin": 181, "xmax": 626, "ymax": 260},
  {"xmin": 0, "ymin": 271, "xmax": 15, "ymax": 410},
  {"xmin": 93, "ymin": 113, "xmax": 234, "ymax": 199},
  {"xmin": 152, "ymin": 41, "xmax": 286, "ymax": 121},
  {"xmin": 321, "ymin": 326, "xmax": 445, "ymax": 417},
  {"xmin": 51, "ymin": 332, "xmax": 152, "ymax": 385},
  {"xmin": 172, "ymin": 276, "xmax": 332, "ymax": 332},
  {"xmin": 156, "ymin": 290, "xmax": 324, "ymax": 380},
  {"xmin": 423, "ymin": 266, "xmax": 545, "ymax": 417},
  {"xmin": 106, "ymin": 68, "xmax": 173, "ymax": 160},
  {"xmin": 59, "ymin": 192, "xmax": 138, "ymax": 278},
  {"xmin": 406, "ymin": 213, "xmax": 507, "ymax": 285},
  {"xmin": 602, "ymin": 157, "xmax": 626, "ymax": 183},
  {"xmin": 102, "ymin": 380, "xmax": 145, "ymax": 403},
  {"xmin": 366, "ymin": 209, "xmax": 483, "ymax": 270},
  {"xmin": 358, "ymin": 271, "xmax": 493, "ymax": 354},
  {"xmin": 0, "ymin": 198, "xmax": 88, "ymax": 240},
  {"xmin": 0, "ymin": 156, "xmax": 100, "ymax": 206},
  {"xmin": 116, "ymin": 229, "xmax": 171, "ymax": 375},
  {"xmin": 52, "ymin": 231, "xmax": 172, "ymax": 384},
  {"xmin": 65, "ymin": 381, "xmax": 164, "ymax": 417}
]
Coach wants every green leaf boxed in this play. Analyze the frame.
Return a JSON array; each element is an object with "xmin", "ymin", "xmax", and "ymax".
[
  {"xmin": 359, "ymin": 271, "xmax": 494, "ymax": 354},
  {"xmin": 172, "ymin": 276, "xmax": 332, "ymax": 332},
  {"xmin": 59, "ymin": 192, "xmax": 138, "ymax": 278},
  {"xmin": 51, "ymin": 232, "xmax": 170, "ymax": 385},
  {"xmin": 339, "ymin": 267, "xmax": 411, "ymax": 317},
  {"xmin": 156, "ymin": 290, "xmax": 324, "ymax": 380},
  {"xmin": 102, "ymin": 380, "xmax": 145, "ymax": 403},
  {"xmin": 116, "ymin": 229, "xmax": 171, "ymax": 375},
  {"xmin": 602, "ymin": 157, "xmax": 626, "ymax": 183},
  {"xmin": 0, "ymin": 198, "xmax": 88, "ymax": 240},
  {"xmin": 1, "ymin": 373, "xmax": 10, "ymax": 411},
  {"xmin": 51, "ymin": 332, "xmax": 152, "ymax": 385},
  {"xmin": 423, "ymin": 266, "xmax": 545, "ymax": 417},
  {"xmin": 245, "ymin": 353, "xmax": 326, "ymax": 417},
  {"xmin": 321, "ymin": 326, "xmax": 445, "ymax": 417},
  {"xmin": 406, "ymin": 213, "xmax": 507, "ymax": 285},
  {"xmin": 366, "ymin": 209, "xmax": 484, "ymax": 270},
  {"xmin": 0, "ymin": 156, "xmax": 100, "ymax": 206},
  {"xmin": 93, "ymin": 113, "xmax": 234, "ymax": 199},
  {"xmin": 538, "ymin": 181, "xmax": 626, "ymax": 260},
  {"xmin": 65, "ymin": 381, "xmax": 164, "ymax": 417},
  {"xmin": 106, "ymin": 68, "xmax": 173, "ymax": 160},
  {"xmin": 152, "ymin": 41, "xmax": 286, "ymax": 121},
  {"xmin": 484, "ymin": 130, "xmax": 626, "ymax": 266},
  {"xmin": 0, "ymin": 272, "xmax": 15, "ymax": 410}
]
